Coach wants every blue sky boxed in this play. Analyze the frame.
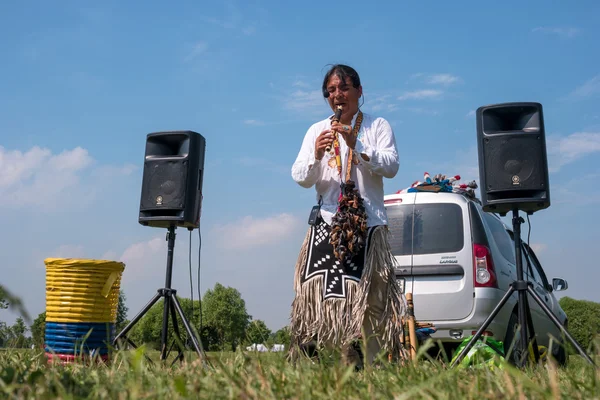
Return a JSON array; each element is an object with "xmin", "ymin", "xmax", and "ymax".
[{"xmin": 1, "ymin": 1, "xmax": 599, "ymax": 332}]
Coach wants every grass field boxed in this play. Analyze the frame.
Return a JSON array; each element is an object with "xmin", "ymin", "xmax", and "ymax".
[{"xmin": 0, "ymin": 344, "xmax": 598, "ymax": 399}]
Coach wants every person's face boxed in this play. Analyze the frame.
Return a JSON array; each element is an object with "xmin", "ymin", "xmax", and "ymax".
[{"xmin": 325, "ymin": 74, "xmax": 362, "ymax": 121}]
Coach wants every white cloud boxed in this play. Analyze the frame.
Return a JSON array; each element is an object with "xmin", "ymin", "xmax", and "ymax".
[
  {"xmin": 466, "ymin": 110, "xmax": 476, "ymax": 118},
  {"xmin": 0, "ymin": 145, "xmax": 135, "ymax": 211},
  {"xmin": 426, "ymin": 74, "xmax": 460, "ymax": 86},
  {"xmin": 212, "ymin": 213, "xmax": 302, "ymax": 249},
  {"xmin": 292, "ymin": 80, "xmax": 309, "ymax": 88},
  {"xmin": 48, "ymin": 244, "xmax": 87, "ymax": 259},
  {"xmin": 530, "ymin": 243, "xmax": 547, "ymax": 254},
  {"xmin": 365, "ymin": 93, "xmax": 399, "ymax": 113},
  {"xmin": 0, "ymin": 146, "xmax": 92, "ymax": 209},
  {"xmin": 282, "ymin": 89, "xmax": 325, "ymax": 115},
  {"xmin": 113, "ymin": 236, "xmax": 175, "ymax": 314},
  {"xmin": 200, "ymin": 3, "xmax": 260, "ymax": 36},
  {"xmin": 532, "ymin": 26, "xmax": 581, "ymax": 38},
  {"xmin": 185, "ymin": 41, "xmax": 209, "ymax": 61},
  {"xmin": 567, "ymin": 75, "xmax": 600, "ymax": 99},
  {"xmin": 119, "ymin": 237, "xmax": 165, "ymax": 273},
  {"xmin": 547, "ymin": 132, "xmax": 600, "ymax": 171},
  {"xmin": 243, "ymin": 119, "xmax": 265, "ymax": 126},
  {"xmin": 0, "ymin": 146, "xmax": 90, "ymax": 188},
  {"xmin": 117, "ymin": 237, "xmax": 171, "ymax": 290},
  {"xmin": 408, "ymin": 73, "xmax": 461, "ymax": 86},
  {"xmin": 398, "ymin": 89, "xmax": 443, "ymax": 101},
  {"xmin": 201, "ymin": 3, "xmax": 242, "ymax": 30},
  {"xmin": 92, "ymin": 164, "xmax": 138, "ymax": 178},
  {"xmin": 553, "ymin": 172, "xmax": 600, "ymax": 206}
]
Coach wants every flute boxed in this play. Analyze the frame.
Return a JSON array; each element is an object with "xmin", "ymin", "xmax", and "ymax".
[
  {"xmin": 406, "ymin": 292, "xmax": 418, "ymax": 362},
  {"xmin": 327, "ymin": 105, "xmax": 343, "ymax": 176}
]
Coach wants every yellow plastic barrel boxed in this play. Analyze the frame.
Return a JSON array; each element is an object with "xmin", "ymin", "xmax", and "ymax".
[{"xmin": 44, "ymin": 258, "xmax": 125, "ymax": 323}]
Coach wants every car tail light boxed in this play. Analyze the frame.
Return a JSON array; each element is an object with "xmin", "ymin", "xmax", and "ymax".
[{"xmin": 473, "ymin": 244, "xmax": 497, "ymax": 288}]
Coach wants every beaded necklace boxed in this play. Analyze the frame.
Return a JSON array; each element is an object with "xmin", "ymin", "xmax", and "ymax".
[
  {"xmin": 343, "ymin": 110, "xmax": 363, "ymax": 183},
  {"xmin": 329, "ymin": 110, "xmax": 368, "ymax": 262},
  {"xmin": 329, "ymin": 110, "xmax": 364, "ymax": 183}
]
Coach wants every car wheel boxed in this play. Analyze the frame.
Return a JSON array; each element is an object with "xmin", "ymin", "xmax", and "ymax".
[{"xmin": 552, "ymin": 341, "xmax": 568, "ymax": 366}]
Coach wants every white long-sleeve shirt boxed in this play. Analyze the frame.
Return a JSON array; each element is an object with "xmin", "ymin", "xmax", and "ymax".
[{"xmin": 291, "ymin": 111, "xmax": 399, "ymax": 227}]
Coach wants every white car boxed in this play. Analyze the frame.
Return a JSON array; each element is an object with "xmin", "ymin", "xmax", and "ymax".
[{"xmin": 384, "ymin": 189, "xmax": 569, "ymax": 364}]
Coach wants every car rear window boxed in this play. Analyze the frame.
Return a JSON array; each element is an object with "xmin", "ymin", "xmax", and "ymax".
[
  {"xmin": 482, "ymin": 213, "xmax": 515, "ymax": 264},
  {"xmin": 387, "ymin": 203, "xmax": 464, "ymax": 255},
  {"xmin": 387, "ymin": 206, "xmax": 413, "ymax": 255}
]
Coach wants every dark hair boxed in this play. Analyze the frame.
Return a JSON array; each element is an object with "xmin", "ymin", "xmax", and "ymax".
[{"xmin": 322, "ymin": 64, "xmax": 361, "ymax": 98}]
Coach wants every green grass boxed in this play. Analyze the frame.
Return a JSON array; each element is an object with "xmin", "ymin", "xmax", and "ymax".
[{"xmin": 0, "ymin": 345, "xmax": 598, "ymax": 399}]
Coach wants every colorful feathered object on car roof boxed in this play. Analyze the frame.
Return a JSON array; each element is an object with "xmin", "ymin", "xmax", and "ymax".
[{"xmin": 396, "ymin": 172, "xmax": 478, "ymax": 198}]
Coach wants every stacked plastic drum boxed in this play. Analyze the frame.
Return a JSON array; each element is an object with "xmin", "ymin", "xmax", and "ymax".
[{"xmin": 44, "ymin": 258, "xmax": 125, "ymax": 364}]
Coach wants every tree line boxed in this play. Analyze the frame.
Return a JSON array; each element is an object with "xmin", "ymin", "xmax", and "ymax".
[
  {"xmin": 4, "ymin": 283, "xmax": 598, "ymax": 354},
  {"xmin": 0, "ymin": 283, "xmax": 291, "ymax": 352}
]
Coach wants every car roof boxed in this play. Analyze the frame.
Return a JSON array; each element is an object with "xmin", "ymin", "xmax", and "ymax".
[
  {"xmin": 384, "ymin": 190, "xmax": 478, "ymax": 205},
  {"xmin": 384, "ymin": 190, "xmax": 512, "ymax": 231}
]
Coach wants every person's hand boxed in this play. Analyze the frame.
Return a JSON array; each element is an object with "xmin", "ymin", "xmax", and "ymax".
[
  {"xmin": 331, "ymin": 121, "xmax": 356, "ymax": 149},
  {"xmin": 314, "ymin": 129, "xmax": 334, "ymax": 160}
]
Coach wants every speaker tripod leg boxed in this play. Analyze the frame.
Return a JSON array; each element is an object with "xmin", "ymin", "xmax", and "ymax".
[
  {"xmin": 507, "ymin": 208, "xmax": 542, "ymax": 368},
  {"xmin": 450, "ymin": 286, "xmax": 515, "ymax": 368},
  {"xmin": 111, "ymin": 291, "xmax": 163, "ymax": 365},
  {"xmin": 515, "ymin": 283, "xmax": 529, "ymax": 367},
  {"xmin": 527, "ymin": 286, "xmax": 596, "ymax": 366},
  {"xmin": 510, "ymin": 282, "xmax": 540, "ymax": 367},
  {"xmin": 508, "ymin": 292, "xmax": 539, "ymax": 367},
  {"xmin": 159, "ymin": 290, "xmax": 172, "ymax": 361},
  {"xmin": 524, "ymin": 293, "xmax": 540, "ymax": 364},
  {"xmin": 172, "ymin": 293, "xmax": 208, "ymax": 368},
  {"xmin": 168, "ymin": 295, "xmax": 186, "ymax": 365},
  {"xmin": 113, "ymin": 291, "xmax": 163, "ymax": 348},
  {"xmin": 159, "ymin": 225, "xmax": 177, "ymax": 362}
]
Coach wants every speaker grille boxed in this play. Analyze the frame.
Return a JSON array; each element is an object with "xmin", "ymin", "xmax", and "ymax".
[
  {"xmin": 140, "ymin": 159, "xmax": 188, "ymax": 210},
  {"xmin": 483, "ymin": 135, "xmax": 546, "ymax": 192}
]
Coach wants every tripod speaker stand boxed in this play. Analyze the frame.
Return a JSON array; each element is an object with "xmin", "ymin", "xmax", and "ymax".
[
  {"xmin": 113, "ymin": 225, "xmax": 208, "ymax": 367},
  {"xmin": 450, "ymin": 102, "xmax": 596, "ymax": 368},
  {"xmin": 450, "ymin": 208, "xmax": 595, "ymax": 368},
  {"xmin": 113, "ymin": 130, "xmax": 207, "ymax": 365}
]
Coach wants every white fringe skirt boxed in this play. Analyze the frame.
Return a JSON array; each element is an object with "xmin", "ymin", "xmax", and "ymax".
[{"xmin": 288, "ymin": 217, "xmax": 409, "ymax": 362}]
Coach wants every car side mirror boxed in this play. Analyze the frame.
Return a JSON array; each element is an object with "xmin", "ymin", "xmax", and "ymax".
[{"xmin": 552, "ymin": 278, "xmax": 568, "ymax": 292}]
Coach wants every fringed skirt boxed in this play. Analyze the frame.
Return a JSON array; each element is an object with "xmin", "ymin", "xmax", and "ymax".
[{"xmin": 289, "ymin": 215, "xmax": 408, "ymax": 362}]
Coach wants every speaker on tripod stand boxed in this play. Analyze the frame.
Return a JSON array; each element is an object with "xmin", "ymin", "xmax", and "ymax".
[
  {"xmin": 113, "ymin": 130, "xmax": 208, "ymax": 367},
  {"xmin": 450, "ymin": 102, "xmax": 595, "ymax": 368}
]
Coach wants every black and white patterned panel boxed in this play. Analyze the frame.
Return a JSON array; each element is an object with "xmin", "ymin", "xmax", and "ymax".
[
  {"xmin": 326, "ymin": 259, "xmax": 343, "ymax": 295},
  {"xmin": 314, "ymin": 222, "xmax": 329, "ymax": 247},
  {"xmin": 346, "ymin": 258, "xmax": 359, "ymax": 273}
]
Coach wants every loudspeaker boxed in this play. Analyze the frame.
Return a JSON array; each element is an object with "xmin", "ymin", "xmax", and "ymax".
[
  {"xmin": 476, "ymin": 102, "xmax": 550, "ymax": 215},
  {"xmin": 139, "ymin": 130, "xmax": 206, "ymax": 229}
]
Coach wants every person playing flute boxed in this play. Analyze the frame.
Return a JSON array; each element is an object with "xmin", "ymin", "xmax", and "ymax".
[{"xmin": 289, "ymin": 63, "xmax": 408, "ymax": 367}]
